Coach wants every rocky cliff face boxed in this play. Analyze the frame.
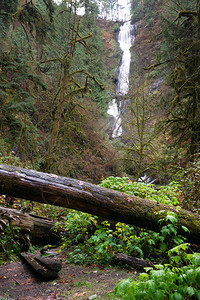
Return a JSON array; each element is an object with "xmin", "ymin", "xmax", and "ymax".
[
  {"xmin": 97, "ymin": 1, "xmax": 164, "ymax": 91},
  {"xmin": 97, "ymin": 19, "xmax": 122, "ymax": 88}
]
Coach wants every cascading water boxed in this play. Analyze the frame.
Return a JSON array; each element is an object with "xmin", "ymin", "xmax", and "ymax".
[
  {"xmin": 108, "ymin": 20, "xmax": 135, "ymax": 138},
  {"xmin": 117, "ymin": 21, "xmax": 134, "ymax": 95}
]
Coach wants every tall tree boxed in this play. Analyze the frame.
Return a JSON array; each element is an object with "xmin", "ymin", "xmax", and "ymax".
[
  {"xmin": 0, "ymin": 0, "xmax": 54, "ymax": 162},
  {"xmin": 147, "ymin": 0, "xmax": 200, "ymax": 158},
  {"xmin": 121, "ymin": 81, "xmax": 162, "ymax": 181},
  {"xmin": 40, "ymin": 0, "xmax": 104, "ymax": 172},
  {"xmin": 163, "ymin": 0, "xmax": 200, "ymax": 157}
]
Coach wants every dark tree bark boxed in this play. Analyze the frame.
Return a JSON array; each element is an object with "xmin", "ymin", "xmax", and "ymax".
[{"xmin": 0, "ymin": 164, "xmax": 200, "ymax": 243}]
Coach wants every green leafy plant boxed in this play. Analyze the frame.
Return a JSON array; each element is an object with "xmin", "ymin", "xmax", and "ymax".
[
  {"xmin": 0, "ymin": 225, "xmax": 21, "ymax": 264},
  {"xmin": 55, "ymin": 177, "xmax": 188, "ymax": 266},
  {"xmin": 115, "ymin": 244, "xmax": 200, "ymax": 300},
  {"xmin": 156, "ymin": 211, "xmax": 188, "ymax": 255},
  {"xmin": 54, "ymin": 210, "xmax": 98, "ymax": 249},
  {"xmin": 88, "ymin": 221, "xmax": 120, "ymax": 264},
  {"xmin": 67, "ymin": 247, "xmax": 91, "ymax": 265},
  {"xmin": 100, "ymin": 176, "xmax": 180, "ymax": 206}
]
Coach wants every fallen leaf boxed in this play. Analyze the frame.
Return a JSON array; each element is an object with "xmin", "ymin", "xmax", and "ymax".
[
  {"xmin": 57, "ymin": 279, "xmax": 68, "ymax": 283},
  {"xmin": 69, "ymin": 279, "xmax": 79, "ymax": 283},
  {"xmin": 68, "ymin": 274, "xmax": 75, "ymax": 277},
  {"xmin": 74, "ymin": 292, "xmax": 87, "ymax": 297},
  {"xmin": 0, "ymin": 276, "xmax": 6, "ymax": 279},
  {"xmin": 81, "ymin": 270, "xmax": 89, "ymax": 274},
  {"xmin": 23, "ymin": 278, "xmax": 34, "ymax": 285},
  {"xmin": 89, "ymin": 264, "xmax": 96, "ymax": 268}
]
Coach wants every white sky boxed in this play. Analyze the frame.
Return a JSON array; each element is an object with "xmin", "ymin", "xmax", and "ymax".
[{"xmin": 53, "ymin": 0, "xmax": 131, "ymax": 22}]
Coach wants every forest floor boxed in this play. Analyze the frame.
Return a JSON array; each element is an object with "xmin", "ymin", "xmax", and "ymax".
[{"xmin": 0, "ymin": 250, "xmax": 139, "ymax": 300}]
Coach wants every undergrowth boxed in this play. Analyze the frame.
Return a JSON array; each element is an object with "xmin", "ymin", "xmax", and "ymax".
[
  {"xmin": 114, "ymin": 244, "xmax": 200, "ymax": 299},
  {"xmin": 1, "ymin": 174, "xmax": 199, "ymax": 300},
  {"xmin": 52, "ymin": 176, "xmax": 189, "ymax": 266}
]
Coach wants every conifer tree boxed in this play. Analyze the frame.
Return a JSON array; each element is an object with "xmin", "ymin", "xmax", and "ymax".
[
  {"xmin": 0, "ymin": 0, "xmax": 54, "ymax": 162},
  {"xmin": 150, "ymin": 0, "xmax": 200, "ymax": 158}
]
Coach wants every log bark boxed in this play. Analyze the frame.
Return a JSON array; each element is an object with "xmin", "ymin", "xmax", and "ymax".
[
  {"xmin": 0, "ymin": 206, "xmax": 60, "ymax": 245},
  {"xmin": 0, "ymin": 164, "xmax": 200, "ymax": 243},
  {"xmin": 114, "ymin": 253, "xmax": 154, "ymax": 269}
]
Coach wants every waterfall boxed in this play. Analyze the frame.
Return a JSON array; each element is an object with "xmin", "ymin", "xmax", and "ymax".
[
  {"xmin": 117, "ymin": 21, "xmax": 134, "ymax": 95},
  {"xmin": 108, "ymin": 21, "xmax": 135, "ymax": 138}
]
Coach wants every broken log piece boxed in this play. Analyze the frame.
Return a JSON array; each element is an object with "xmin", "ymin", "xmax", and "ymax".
[
  {"xmin": 0, "ymin": 164, "xmax": 200, "ymax": 243},
  {"xmin": 20, "ymin": 252, "xmax": 62, "ymax": 278},
  {"xmin": 0, "ymin": 206, "xmax": 33, "ymax": 232},
  {"xmin": 114, "ymin": 253, "xmax": 154, "ymax": 269},
  {"xmin": 0, "ymin": 206, "xmax": 60, "ymax": 245}
]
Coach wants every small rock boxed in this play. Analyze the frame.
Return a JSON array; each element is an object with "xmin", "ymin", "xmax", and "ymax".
[{"xmin": 88, "ymin": 294, "xmax": 98, "ymax": 300}]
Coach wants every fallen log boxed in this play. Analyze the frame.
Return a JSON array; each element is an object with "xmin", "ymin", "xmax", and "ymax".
[
  {"xmin": 20, "ymin": 252, "xmax": 61, "ymax": 278},
  {"xmin": 114, "ymin": 253, "xmax": 154, "ymax": 269},
  {"xmin": 0, "ymin": 206, "xmax": 60, "ymax": 245},
  {"xmin": 0, "ymin": 164, "xmax": 200, "ymax": 243}
]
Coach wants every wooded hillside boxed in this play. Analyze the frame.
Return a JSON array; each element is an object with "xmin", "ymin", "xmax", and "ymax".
[{"xmin": 0, "ymin": 0, "xmax": 122, "ymax": 183}]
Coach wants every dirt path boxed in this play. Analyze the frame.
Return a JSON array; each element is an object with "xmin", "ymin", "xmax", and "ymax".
[{"xmin": 0, "ymin": 253, "xmax": 138, "ymax": 300}]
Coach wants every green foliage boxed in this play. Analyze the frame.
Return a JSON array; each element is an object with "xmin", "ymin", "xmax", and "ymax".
[
  {"xmin": 32, "ymin": 203, "xmax": 67, "ymax": 221},
  {"xmin": 114, "ymin": 210, "xmax": 187, "ymax": 261},
  {"xmin": 0, "ymin": 225, "xmax": 21, "ymax": 264},
  {"xmin": 55, "ymin": 177, "xmax": 186, "ymax": 266},
  {"xmin": 100, "ymin": 176, "xmax": 180, "ymax": 205},
  {"xmin": 131, "ymin": 0, "xmax": 156, "ymax": 24},
  {"xmin": 54, "ymin": 210, "xmax": 98, "ymax": 248},
  {"xmin": 174, "ymin": 159, "xmax": 200, "ymax": 213},
  {"xmin": 67, "ymin": 247, "xmax": 92, "ymax": 265},
  {"xmin": 88, "ymin": 221, "xmax": 120, "ymax": 263},
  {"xmin": 160, "ymin": 0, "xmax": 200, "ymax": 156},
  {"xmin": 114, "ymin": 245, "xmax": 200, "ymax": 300},
  {"xmin": 100, "ymin": 177, "xmax": 187, "ymax": 261},
  {"xmin": 156, "ymin": 211, "xmax": 187, "ymax": 255}
]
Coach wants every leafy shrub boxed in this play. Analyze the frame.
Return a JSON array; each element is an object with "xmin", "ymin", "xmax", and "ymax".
[
  {"xmin": 100, "ymin": 176, "xmax": 180, "ymax": 205},
  {"xmin": 67, "ymin": 247, "xmax": 91, "ymax": 265},
  {"xmin": 54, "ymin": 210, "xmax": 98, "ymax": 249},
  {"xmin": 56, "ymin": 177, "xmax": 186, "ymax": 265},
  {"xmin": 88, "ymin": 221, "xmax": 120, "ymax": 264},
  {"xmin": 0, "ymin": 225, "xmax": 21, "ymax": 264},
  {"xmin": 115, "ymin": 211, "xmax": 187, "ymax": 261},
  {"xmin": 115, "ymin": 244, "xmax": 200, "ymax": 299}
]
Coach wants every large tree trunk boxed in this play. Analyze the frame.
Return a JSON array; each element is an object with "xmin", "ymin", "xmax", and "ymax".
[{"xmin": 0, "ymin": 164, "xmax": 200, "ymax": 243}]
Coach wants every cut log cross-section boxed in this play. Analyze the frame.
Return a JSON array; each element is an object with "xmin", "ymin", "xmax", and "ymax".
[{"xmin": 0, "ymin": 164, "xmax": 200, "ymax": 243}]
